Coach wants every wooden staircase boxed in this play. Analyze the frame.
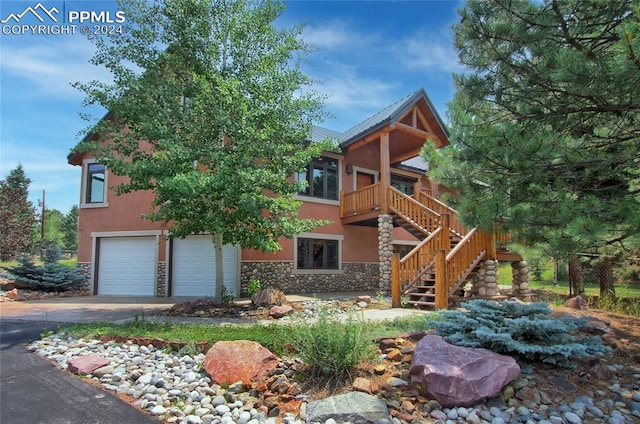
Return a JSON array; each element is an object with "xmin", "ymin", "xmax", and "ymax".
[{"xmin": 388, "ymin": 187, "xmax": 493, "ymax": 310}]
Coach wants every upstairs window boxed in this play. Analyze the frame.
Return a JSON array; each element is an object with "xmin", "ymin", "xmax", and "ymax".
[
  {"xmin": 298, "ymin": 157, "xmax": 339, "ymax": 200},
  {"xmin": 391, "ymin": 174, "xmax": 417, "ymax": 196},
  {"xmin": 85, "ymin": 163, "xmax": 106, "ymax": 204}
]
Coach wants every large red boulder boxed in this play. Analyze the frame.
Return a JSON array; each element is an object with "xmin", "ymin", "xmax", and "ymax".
[
  {"xmin": 203, "ymin": 340, "xmax": 279, "ymax": 386},
  {"xmin": 68, "ymin": 353, "xmax": 110, "ymax": 375},
  {"xmin": 410, "ymin": 335, "xmax": 520, "ymax": 407}
]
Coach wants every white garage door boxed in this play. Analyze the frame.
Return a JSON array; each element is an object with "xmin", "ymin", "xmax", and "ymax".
[
  {"xmin": 98, "ymin": 237, "xmax": 156, "ymax": 295},
  {"xmin": 172, "ymin": 235, "xmax": 239, "ymax": 297}
]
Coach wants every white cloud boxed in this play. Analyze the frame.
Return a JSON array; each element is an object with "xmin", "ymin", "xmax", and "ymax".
[
  {"xmin": 399, "ymin": 28, "xmax": 463, "ymax": 74},
  {"xmin": 0, "ymin": 37, "xmax": 112, "ymax": 99}
]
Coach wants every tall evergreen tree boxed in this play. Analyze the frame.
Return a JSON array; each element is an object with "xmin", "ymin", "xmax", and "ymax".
[
  {"xmin": 73, "ymin": 0, "xmax": 331, "ymax": 302},
  {"xmin": 0, "ymin": 164, "xmax": 37, "ymax": 261},
  {"xmin": 424, "ymin": 0, "xmax": 640, "ymax": 295},
  {"xmin": 62, "ymin": 205, "xmax": 79, "ymax": 253}
]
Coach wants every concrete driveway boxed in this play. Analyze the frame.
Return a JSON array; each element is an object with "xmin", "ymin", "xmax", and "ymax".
[{"xmin": 0, "ymin": 295, "xmax": 195, "ymax": 323}]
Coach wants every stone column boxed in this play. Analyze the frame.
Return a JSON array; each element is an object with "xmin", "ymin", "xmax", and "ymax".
[
  {"xmin": 511, "ymin": 260, "xmax": 532, "ymax": 301},
  {"xmin": 469, "ymin": 259, "xmax": 500, "ymax": 297},
  {"xmin": 378, "ymin": 214, "xmax": 394, "ymax": 294}
]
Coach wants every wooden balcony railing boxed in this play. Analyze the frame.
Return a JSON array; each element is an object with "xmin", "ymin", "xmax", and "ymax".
[{"xmin": 340, "ymin": 182, "xmax": 381, "ymax": 217}]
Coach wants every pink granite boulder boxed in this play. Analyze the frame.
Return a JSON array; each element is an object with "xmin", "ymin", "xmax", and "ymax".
[
  {"xmin": 269, "ymin": 304, "xmax": 293, "ymax": 319},
  {"xmin": 410, "ymin": 335, "xmax": 520, "ymax": 407},
  {"xmin": 203, "ymin": 340, "xmax": 279, "ymax": 386},
  {"xmin": 68, "ymin": 353, "xmax": 111, "ymax": 375}
]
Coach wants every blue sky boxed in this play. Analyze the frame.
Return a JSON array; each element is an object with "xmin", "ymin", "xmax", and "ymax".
[{"xmin": 0, "ymin": 0, "xmax": 463, "ymax": 214}]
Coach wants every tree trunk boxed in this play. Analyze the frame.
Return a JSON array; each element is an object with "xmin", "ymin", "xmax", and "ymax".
[
  {"xmin": 568, "ymin": 255, "xmax": 584, "ymax": 296},
  {"xmin": 213, "ymin": 233, "xmax": 224, "ymax": 304},
  {"xmin": 598, "ymin": 257, "xmax": 615, "ymax": 301}
]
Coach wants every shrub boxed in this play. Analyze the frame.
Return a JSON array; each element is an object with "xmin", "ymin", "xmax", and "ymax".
[
  {"xmin": 432, "ymin": 300, "xmax": 610, "ymax": 368},
  {"xmin": 288, "ymin": 308, "xmax": 375, "ymax": 379},
  {"xmin": 247, "ymin": 279, "xmax": 261, "ymax": 296},
  {"xmin": 2, "ymin": 246, "xmax": 85, "ymax": 292},
  {"xmin": 220, "ymin": 286, "xmax": 234, "ymax": 304}
]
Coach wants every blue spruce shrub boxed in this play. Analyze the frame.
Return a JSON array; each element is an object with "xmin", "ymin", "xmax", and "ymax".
[{"xmin": 432, "ymin": 299, "xmax": 610, "ymax": 368}]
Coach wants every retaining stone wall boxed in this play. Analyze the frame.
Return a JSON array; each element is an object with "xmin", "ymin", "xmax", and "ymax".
[{"xmin": 240, "ymin": 261, "xmax": 379, "ymax": 294}]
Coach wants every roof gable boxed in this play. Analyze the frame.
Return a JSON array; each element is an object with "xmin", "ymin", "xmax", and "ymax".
[{"xmin": 338, "ymin": 88, "xmax": 449, "ymax": 148}]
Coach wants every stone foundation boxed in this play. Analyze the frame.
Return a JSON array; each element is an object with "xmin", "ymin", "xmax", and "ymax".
[
  {"xmin": 511, "ymin": 260, "xmax": 532, "ymax": 301},
  {"xmin": 468, "ymin": 259, "xmax": 501, "ymax": 297},
  {"xmin": 156, "ymin": 262, "xmax": 166, "ymax": 297},
  {"xmin": 378, "ymin": 214, "xmax": 394, "ymax": 294},
  {"xmin": 240, "ymin": 261, "xmax": 379, "ymax": 294},
  {"xmin": 76, "ymin": 262, "xmax": 92, "ymax": 292}
]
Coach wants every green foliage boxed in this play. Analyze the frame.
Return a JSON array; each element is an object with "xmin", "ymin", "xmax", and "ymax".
[
  {"xmin": 220, "ymin": 286, "xmax": 234, "ymax": 305},
  {"xmin": 72, "ymin": 0, "xmax": 333, "ymax": 303},
  {"xmin": 288, "ymin": 309, "xmax": 376, "ymax": 379},
  {"xmin": 247, "ymin": 279, "xmax": 261, "ymax": 296},
  {"xmin": 432, "ymin": 300, "xmax": 610, "ymax": 368},
  {"xmin": 426, "ymin": 0, "xmax": 640, "ymax": 259},
  {"xmin": 0, "ymin": 164, "xmax": 37, "ymax": 261},
  {"xmin": 3, "ymin": 246, "xmax": 85, "ymax": 292},
  {"xmin": 61, "ymin": 205, "xmax": 79, "ymax": 252}
]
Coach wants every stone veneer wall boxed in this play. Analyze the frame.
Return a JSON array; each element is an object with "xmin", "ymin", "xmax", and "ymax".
[
  {"xmin": 76, "ymin": 262, "xmax": 93, "ymax": 292},
  {"xmin": 156, "ymin": 262, "xmax": 166, "ymax": 297},
  {"xmin": 511, "ymin": 260, "xmax": 532, "ymax": 300},
  {"xmin": 240, "ymin": 261, "xmax": 379, "ymax": 294},
  {"xmin": 468, "ymin": 259, "xmax": 501, "ymax": 297},
  {"xmin": 378, "ymin": 214, "xmax": 394, "ymax": 294}
]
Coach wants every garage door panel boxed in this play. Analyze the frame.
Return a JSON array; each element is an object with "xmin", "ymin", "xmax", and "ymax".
[
  {"xmin": 172, "ymin": 236, "xmax": 238, "ymax": 297},
  {"xmin": 98, "ymin": 237, "xmax": 156, "ymax": 296}
]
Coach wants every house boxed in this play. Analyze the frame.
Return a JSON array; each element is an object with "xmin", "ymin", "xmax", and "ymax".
[{"xmin": 68, "ymin": 88, "xmax": 530, "ymax": 309}]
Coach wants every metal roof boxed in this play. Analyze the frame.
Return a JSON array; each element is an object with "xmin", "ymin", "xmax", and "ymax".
[{"xmin": 337, "ymin": 88, "xmax": 449, "ymax": 148}]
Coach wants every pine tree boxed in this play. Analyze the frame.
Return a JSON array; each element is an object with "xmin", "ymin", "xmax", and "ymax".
[
  {"xmin": 4, "ymin": 244, "xmax": 85, "ymax": 292},
  {"xmin": 62, "ymin": 205, "xmax": 79, "ymax": 253},
  {"xmin": 0, "ymin": 164, "xmax": 37, "ymax": 261},
  {"xmin": 424, "ymin": 0, "xmax": 640, "ymax": 293}
]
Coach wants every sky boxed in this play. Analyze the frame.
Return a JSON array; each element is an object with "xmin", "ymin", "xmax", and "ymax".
[{"xmin": 0, "ymin": 0, "xmax": 463, "ymax": 214}]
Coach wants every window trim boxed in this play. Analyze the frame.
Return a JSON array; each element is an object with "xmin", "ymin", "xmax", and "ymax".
[
  {"xmin": 81, "ymin": 158, "xmax": 109, "ymax": 208},
  {"xmin": 295, "ymin": 154, "xmax": 341, "ymax": 205},
  {"xmin": 293, "ymin": 233, "xmax": 343, "ymax": 274}
]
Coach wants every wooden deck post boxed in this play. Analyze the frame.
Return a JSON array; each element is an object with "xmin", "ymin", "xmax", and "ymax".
[
  {"xmin": 391, "ymin": 253, "xmax": 401, "ymax": 308},
  {"xmin": 440, "ymin": 213, "xmax": 450, "ymax": 251},
  {"xmin": 435, "ymin": 249, "xmax": 448, "ymax": 310},
  {"xmin": 380, "ymin": 131, "xmax": 390, "ymax": 213}
]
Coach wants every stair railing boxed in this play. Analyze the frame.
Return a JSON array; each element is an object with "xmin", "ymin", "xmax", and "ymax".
[
  {"xmin": 417, "ymin": 190, "xmax": 467, "ymax": 238},
  {"xmin": 388, "ymin": 187, "xmax": 441, "ymax": 236}
]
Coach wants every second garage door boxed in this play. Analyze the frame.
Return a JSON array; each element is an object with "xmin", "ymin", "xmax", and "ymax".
[
  {"xmin": 171, "ymin": 235, "xmax": 239, "ymax": 297},
  {"xmin": 98, "ymin": 236, "xmax": 156, "ymax": 296}
]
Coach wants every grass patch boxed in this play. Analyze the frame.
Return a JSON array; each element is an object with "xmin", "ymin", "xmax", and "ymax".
[{"xmin": 62, "ymin": 313, "xmax": 441, "ymax": 357}]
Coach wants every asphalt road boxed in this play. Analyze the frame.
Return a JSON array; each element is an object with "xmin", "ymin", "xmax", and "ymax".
[{"xmin": 0, "ymin": 319, "xmax": 158, "ymax": 424}]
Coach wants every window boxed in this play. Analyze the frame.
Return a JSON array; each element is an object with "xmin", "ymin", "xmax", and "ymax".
[
  {"xmin": 297, "ymin": 237, "xmax": 339, "ymax": 270},
  {"xmin": 298, "ymin": 157, "xmax": 339, "ymax": 200},
  {"xmin": 85, "ymin": 163, "xmax": 106, "ymax": 204},
  {"xmin": 391, "ymin": 174, "xmax": 417, "ymax": 196}
]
